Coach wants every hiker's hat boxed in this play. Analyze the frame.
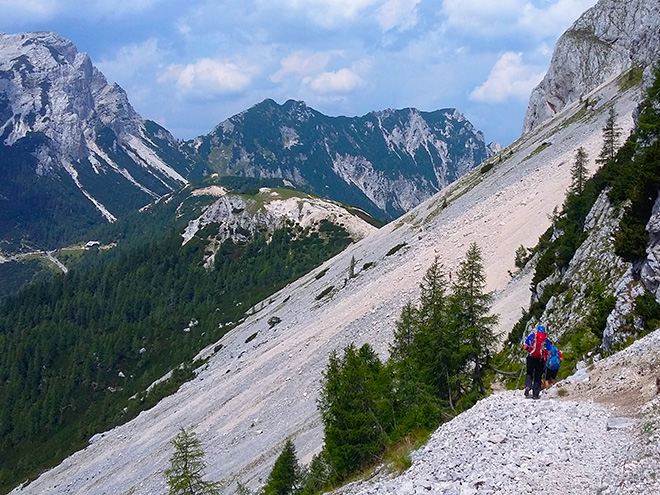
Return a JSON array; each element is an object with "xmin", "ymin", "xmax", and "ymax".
[{"xmin": 537, "ymin": 325, "xmax": 546, "ymax": 333}]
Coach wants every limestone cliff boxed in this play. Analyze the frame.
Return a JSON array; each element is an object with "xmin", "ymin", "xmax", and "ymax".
[{"xmin": 523, "ymin": 0, "xmax": 660, "ymax": 134}]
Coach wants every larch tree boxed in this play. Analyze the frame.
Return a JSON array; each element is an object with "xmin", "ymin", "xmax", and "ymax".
[
  {"xmin": 388, "ymin": 299, "xmax": 441, "ymax": 427},
  {"xmin": 164, "ymin": 427, "xmax": 219, "ymax": 495},
  {"xmin": 263, "ymin": 439, "xmax": 302, "ymax": 495},
  {"xmin": 448, "ymin": 243, "xmax": 498, "ymax": 396},
  {"xmin": 597, "ymin": 106, "xmax": 622, "ymax": 165},
  {"xmin": 318, "ymin": 343, "xmax": 392, "ymax": 480},
  {"xmin": 571, "ymin": 147, "xmax": 589, "ymax": 195},
  {"xmin": 415, "ymin": 258, "xmax": 460, "ymax": 409}
]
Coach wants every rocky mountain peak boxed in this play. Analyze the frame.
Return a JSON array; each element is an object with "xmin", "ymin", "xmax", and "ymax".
[
  {"xmin": 0, "ymin": 32, "xmax": 191, "ymax": 250},
  {"xmin": 0, "ymin": 31, "xmax": 141, "ymax": 158},
  {"xmin": 523, "ymin": 0, "xmax": 660, "ymax": 134},
  {"xmin": 198, "ymin": 100, "xmax": 492, "ymax": 221}
]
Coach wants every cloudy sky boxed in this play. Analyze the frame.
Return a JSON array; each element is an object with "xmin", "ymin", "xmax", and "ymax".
[{"xmin": 0, "ymin": 0, "xmax": 598, "ymax": 146}]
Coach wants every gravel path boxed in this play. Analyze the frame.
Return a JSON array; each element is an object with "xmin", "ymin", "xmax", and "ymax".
[{"xmin": 336, "ymin": 330, "xmax": 660, "ymax": 495}]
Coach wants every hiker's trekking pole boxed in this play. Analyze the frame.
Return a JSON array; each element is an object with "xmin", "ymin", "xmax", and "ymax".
[{"xmin": 516, "ymin": 359, "xmax": 525, "ymax": 389}]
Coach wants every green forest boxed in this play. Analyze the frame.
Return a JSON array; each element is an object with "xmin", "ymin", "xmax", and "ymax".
[{"xmin": 0, "ymin": 218, "xmax": 353, "ymax": 494}]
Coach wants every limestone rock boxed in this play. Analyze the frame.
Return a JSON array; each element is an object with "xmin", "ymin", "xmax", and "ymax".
[{"xmin": 523, "ymin": 0, "xmax": 660, "ymax": 134}]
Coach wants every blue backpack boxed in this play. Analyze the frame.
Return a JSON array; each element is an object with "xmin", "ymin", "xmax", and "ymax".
[{"xmin": 547, "ymin": 346, "xmax": 561, "ymax": 370}]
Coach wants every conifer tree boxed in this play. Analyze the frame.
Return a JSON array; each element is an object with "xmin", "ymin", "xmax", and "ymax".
[
  {"xmin": 416, "ymin": 258, "xmax": 461, "ymax": 407},
  {"xmin": 165, "ymin": 428, "xmax": 219, "ymax": 495},
  {"xmin": 299, "ymin": 451, "xmax": 332, "ymax": 495},
  {"xmin": 389, "ymin": 300, "xmax": 441, "ymax": 426},
  {"xmin": 448, "ymin": 243, "xmax": 498, "ymax": 395},
  {"xmin": 570, "ymin": 147, "xmax": 589, "ymax": 195},
  {"xmin": 318, "ymin": 344, "xmax": 392, "ymax": 480},
  {"xmin": 597, "ymin": 107, "xmax": 621, "ymax": 165},
  {"xmin": 263, "ymin": 439, "xmax": 302, "ymax": 495},
  {"xmin": 638, "ymin": 65, "xmax": 660, "ymax": 139}
]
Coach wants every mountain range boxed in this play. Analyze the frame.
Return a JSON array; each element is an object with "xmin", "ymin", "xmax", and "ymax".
[
  {"xmin": 3, "ymin": 0, "xmax": 660, "ymax": 493},
  {"xmin": 0, "ymin": 30, "xmax": 495, "ymax": 258}
]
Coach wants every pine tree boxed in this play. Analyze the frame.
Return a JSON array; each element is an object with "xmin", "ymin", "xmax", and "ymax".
[
  {"xmin": 448, "ymin": 243, "xmax": 498, "ymax": 396},
  {"xmin": 299, "ymin": 451, "xmax": 332, "ymax": 495},
  {"xmin": 164, "ymin": 428, "xmax": 219, "ymax": 495},
  {"xmin": 570, "ymin": 147, "xmax": 589, "ymax": 195},
  {"xmin": 597, "ymin": 107, "xmax": 621, "ymax": 165},
  {"xmin": 263, "ymin": 439, "xmax": 301, "ymax": 495},
  {"xmin": 638, "ymin": 65, "xmax": 660, "ymax": 139}
]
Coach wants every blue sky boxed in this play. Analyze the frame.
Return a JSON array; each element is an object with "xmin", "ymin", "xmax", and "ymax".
[{"xmin": 0, "ymin": 0, "xmax": 597, "ymax": 146}]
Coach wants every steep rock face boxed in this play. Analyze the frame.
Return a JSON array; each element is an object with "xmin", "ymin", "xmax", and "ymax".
[
  {"xmin": 194, "ymin": 99, "xmax": 493, "ymax": 221},
  {"xmin": 640, "ymin": 193, "xmax": 660, "ymax": 299},
  {"xmin": 0, "ymin": 32, "xmax": 191, "ymax": 251},
  {"xmin": 603, "ymin": 190, "xmax": 660, "ymax": 349},
  {"xmin": 523, "ymin": 0, "xmax": 660, "ymax": 134}
]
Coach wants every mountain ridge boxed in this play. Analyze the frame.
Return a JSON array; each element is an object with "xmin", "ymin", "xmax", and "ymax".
[
  {"xmin": 192, "ymin": 97, "xmax": 494, "ymax": 222},
  {"xmin": 0, "ymin": 31, "xmax": 192, "ymax": 250},
  {"xmin": 0, "ymin": 31, "xmax": 493, "ymax": 255}
]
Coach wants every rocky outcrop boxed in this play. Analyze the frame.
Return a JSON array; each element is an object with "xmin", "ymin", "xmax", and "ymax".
[
  {"xmin": 527, "ymin": 190, "xmax": 631, "ymax": 343},
  {"xmin": 523, "ymin": 0, "xmax": 660, "ymax": 134},
  {"xmin": 640, "ymin": 192, "xmax": 660, "ymax": 299},
  {"xmin": 604, "ymin": 188, "xmax": 660, "ymax": 349},
  {"xmin": 180, "ymin": 187, "xmax": 376, "ymax": 267}
]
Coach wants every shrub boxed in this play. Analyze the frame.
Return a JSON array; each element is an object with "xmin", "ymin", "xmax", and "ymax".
[
  {"xmin": 268, "ymin": 316, "xmax": 282, "ymax": 328},
  {"xmin": 316, "ymin": 286, "xmax": 334, "ymax": 300},
  {"xmin": 386, "ymin": 243, "xmax": 407, "ymax": 256}
]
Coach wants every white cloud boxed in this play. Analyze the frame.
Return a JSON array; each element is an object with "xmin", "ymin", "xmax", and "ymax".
[
  {"xmin": 97, "ymin": 39, "xmax": 163, "ymax": 83},
  {"xmin": 441, "ymin": 0, "xmax": 521, "ymax": 36},
  {"xmin": 519, "ymin": 0, "xmax": 598, "ymax": 38},
  {"xmin": 270, "ymin": 51, "xmax": 339, "ymax": 83},
  {"xmin": 0, "ymin": 0, "xmax": 58, "ymax": 21},
  {"xmin": 0, "ymin": 0, "xmax": 157, "ymax": 22},
  {"xmin": 159, "ymin": 58, "xmax": 253, "ymax": 96},
  {"xmin": 309, "ymin": 68, "xmax": 365, "ymax": 94},
  {"xmin": 441, "ymin": 0, "xmax": 598, "ymax": 39},
  {"xmin": 270, "ymin": 50, "xmax": 367, "ymax": 95},
  {"xmin": 469, "ymin": 52, "xmax": 545, "ymax": 103},
  {"xmin": 279, "ymin": 0, "xmax": 378, "ymax": 28},
  {"xmin": 377, "ymin": 0, "xmax": 420, "ymax": 32}
]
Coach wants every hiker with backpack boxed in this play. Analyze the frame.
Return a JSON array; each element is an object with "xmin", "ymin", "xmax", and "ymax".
[
  {"xmin": 544, "ymin": 345, "xmax": 563, "ymax": 389},
  {"xmin": 522, "ymin": 325, "xmax": 551, "ymax": 399}
]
